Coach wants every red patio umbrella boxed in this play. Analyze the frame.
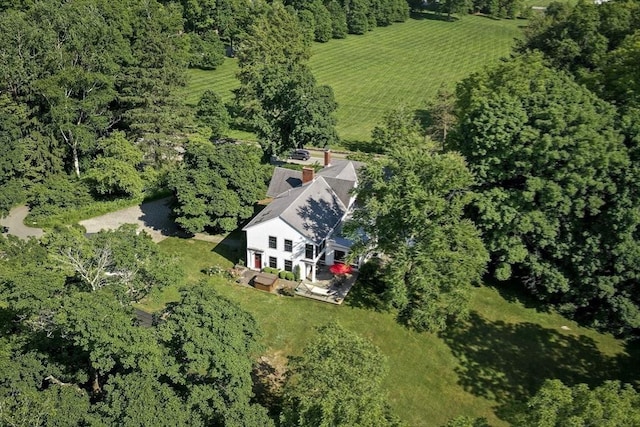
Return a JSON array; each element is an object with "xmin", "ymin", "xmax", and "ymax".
[{"xmin": 329, "ymin": 262, "xmax": 353, "ymax": 275}]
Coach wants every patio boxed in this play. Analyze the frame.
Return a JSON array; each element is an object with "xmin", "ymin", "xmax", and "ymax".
[{"xmin": 295, "ymin": 264, "xmax": 358, "ymax": 305}]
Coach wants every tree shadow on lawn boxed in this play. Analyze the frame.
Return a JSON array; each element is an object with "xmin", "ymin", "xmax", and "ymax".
[
  {"xmin": 414, "ymin": 108, "xmax": 432, "ymax": 130},
  {"xmin": 439, "ymin": 311, "xmax": 638, "ymax": 420},
  {"xmin": 340, "ymin": 139, "xmax": 385, "ymax": 154},
  {"xmin": 484, "ymin": 276, "xmax": 553, "ymax": 313},
  {"xmin": 410, "ymin": 11, "xmax": 460, "ymax": 22},
  {"xmin": 344, "ymin": 259, "xmax": 389, "ymax": 312},
  {"xmin": 211, "ymin": 229, "xmax": 244, "ymax": 265}
]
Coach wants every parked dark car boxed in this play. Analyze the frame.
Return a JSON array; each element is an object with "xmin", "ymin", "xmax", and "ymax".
[{"xmin": 289, "ymin": 149, "xmax": 310, "ymax": 161}]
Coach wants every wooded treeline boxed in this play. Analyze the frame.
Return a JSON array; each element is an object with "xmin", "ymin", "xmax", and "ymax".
[
  {"xmin": 0, "ymin": 0, "xmax": 412, "ymax": 223},
  {"xmin": 453, "ymin": 0, "xmax": 640, "ymax": 337},
  {"xmin": 346, "ymin": 0, "xmax": 640, "ymax": 338},
  {"xmin": 0, "ymin": 226, "xmax": 399, "ymax": 426}
]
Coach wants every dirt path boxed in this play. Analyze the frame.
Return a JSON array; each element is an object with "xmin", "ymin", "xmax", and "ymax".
[{"xmin": 0, "ymin": 206, "xmax": 44, "ymax": 239}]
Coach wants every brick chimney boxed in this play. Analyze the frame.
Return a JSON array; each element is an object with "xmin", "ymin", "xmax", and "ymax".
[
  {"xmin": 302, "ymin": 167, "xmax": 314, "ymax": 184},
  {"xmin": 324, "ymin": 149, "xmax": 331, "ymax": 167}
]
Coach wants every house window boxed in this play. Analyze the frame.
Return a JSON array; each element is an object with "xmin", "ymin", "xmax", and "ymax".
[
  {"xmin": 269, "ymin": 257, "xmax": 277, "ymax": 269},
  {"xmin": 268, "ymin": 236, "xmax": 277, "ymax": 249},
  {"xmin": 284, "ymin": 239, "xmax": 292, "ymax": 252},
  {"xmin": 284, "ymin": 260, "xmax": 292, "ymax": 272},
  {"xmin": 305, "ymin": 244, "xmax": 314, "ymax": 260},
  {"xmin": 335, "ymin": 250, "xmax": 346, "ymax": 262}
]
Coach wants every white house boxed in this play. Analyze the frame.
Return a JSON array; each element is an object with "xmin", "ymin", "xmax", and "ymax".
[{"xmin": 243, "ymin": 151, "xmax": 361, "ymax": 282}]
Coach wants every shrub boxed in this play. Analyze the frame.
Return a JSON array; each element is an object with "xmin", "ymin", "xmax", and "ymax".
[
  {"xmin": 28, "ymin": 175, "xmax": 92, "ymax": 220},
  {"xmin": 293, "ymin": 265, "xmax": 301, "ymax": 281},
  {"xmin": 263, "ymin": 267, "xmax": 278, "ymax": 275},
  {"xmin": 204, "ymin": 265, "xmax": 226, "ymax": 276},
  {"xmin": 0, "ymin": 179, "xmax": 26, "ymax": 217},
  {"xmin": 279, "ymin": 271, "xmax": 287, "ymax": 279},
  {"xmin": 285, "ymin": 272, "xmax": 295, "ymax": 281},
  {"xmin": 280, "ymin": 286, "xmax": 296, "ymax": 297}
]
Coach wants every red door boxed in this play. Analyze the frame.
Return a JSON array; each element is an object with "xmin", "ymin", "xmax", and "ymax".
[{"xmin": 254, "ymin": 253, "xmax": 262, "ymax": 269}]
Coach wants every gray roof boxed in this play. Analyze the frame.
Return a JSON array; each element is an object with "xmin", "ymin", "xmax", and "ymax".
[
  {"xmin": 317, "ymin": 159, "xmax": 362, "ymax": 181},
  {"xmin": 244, "ymin": 177, "xmax": 348, "ymax": 244},
  {"xmin": 266, "ymin": 167, "xmax": 302, "ymax": 198},
  {"xmin": 323, "ymin": 177, "xmax": 354, "ymax": 207},
  {"xmin": 245, "ymin": 160, "xmax": 360, "ymax": 243}
]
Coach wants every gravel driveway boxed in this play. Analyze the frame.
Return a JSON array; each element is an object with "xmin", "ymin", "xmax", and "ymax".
[
  {"xmin": 79, "ymin": 198, "xmax": 182, "ymax": 242},
  {"xmin": 0, "ymin": 205, "xmax": 45, "ymax": 239},
  {"xmin": 79, "ymin": 198, "xmax": 241, "ymax": 246}
]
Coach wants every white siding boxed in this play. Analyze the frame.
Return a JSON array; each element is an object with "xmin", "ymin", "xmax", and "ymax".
[{"xmin": 245, "ymin": 218, "xmax": 315, "ymax": 276}]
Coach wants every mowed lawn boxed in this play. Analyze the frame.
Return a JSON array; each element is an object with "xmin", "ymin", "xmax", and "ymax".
[
  {"xmin": 185, "ymin": 14, "xmax": 523, "ymax": 142},
  {"xmin": 150, "ymin": 238, "xmax": 639, "ymax": 427}
]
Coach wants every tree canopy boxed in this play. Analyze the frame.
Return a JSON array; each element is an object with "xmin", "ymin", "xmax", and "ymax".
[
  {"xmin": 280, "ymin": 322, "xmax": 400, "ymax": 427},
  {"xmin": 513, "ymin": 379, "xmax": 640, "ymax": 426},
  {"xmin": 0, "ymin": 233, "xmax": 271, "ymax": 426},
  {"xmin": 347, "ymin": 109, "xmax": 488, "ymax": 332},
  {"xmin": 450, "ymin": 53, "xmax": 640, "ymax": 336},
  {"xmin": 234, "ymin": 2, "xmax": 339, "ymax": 157},
  {"xmin": 170, "ymin": 140, "xmax": 270, "ymax": 233}
]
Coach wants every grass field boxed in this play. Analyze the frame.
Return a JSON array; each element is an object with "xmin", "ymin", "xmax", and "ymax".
[
  {"xmin": 185, "ymin": 13, "xmax": 524, "ymax": 143},
  {"xmin": 148, "ymin": 237, "xmax": 639, "ymax": 427}
]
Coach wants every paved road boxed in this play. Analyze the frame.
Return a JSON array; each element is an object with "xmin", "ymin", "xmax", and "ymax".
[
  {"xmin": 277, "ymin": 148, "xmax": 349, "ymax": 166},
  {"xmin": 0, "ymin": 205, "xmax": 44, "ymax": 239}
]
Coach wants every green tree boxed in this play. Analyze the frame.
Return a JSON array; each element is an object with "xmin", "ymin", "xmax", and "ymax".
[
  {"xmin": 30, "ymin": 0, "xmax": 123, "ymax": 178},
  {"xmin": 95, "ymin": 373, "xmax": 193, "ymax": 426},
  {"xmin": 116, "ymin": 0, "xmax": 191, "ymax": 167},
  {"xmin": 180, "ymin": 0, "xmax": 218, "ymax": 32},
  {"xmin": 27, "ymin": 176, "xmax": 93, "ymax": 221},
  {"xmin": 345, "ymin": 0, "xmax": 370, "ymax": 34},
  {"xmin": 0, "ymin": 95, "xmax": 27, "ymax": 184},
  {"xmin": 517, "ymin": 0, "xmax": 640, "ymax": 86},
  {"xmin": 158, "ymin": 284, "xmax": 273, "ymax": 426},
  {"xmin": 297, "ymin": 8, "xmax": 317, "ymax": 43},
  {"xmin": 55, "ymin": 290, "xmax": 164, "ymax": 393},
  {"xmin": 234, "ymin": 2, "xmax": 338, "ymax": 157},
  {"xmin": 346, "ymin": 110, "xmax": 488, "ymax": 332},
  {"xmin": 196, "ymin": 90, "xmax": 230, "ymax": 140},
  {"xmin": 306, "ymin": 0, "xmax": 332, "ymax": 42},
  {"xmin": 451, "ymin": 54, "xmax": 640, "ymax": 335},
  {"xmin": 515, "ymin": 379, "xmax": 640, "ymax": 426},
  {"xmin": 84, "ymin": 132, "xmax": 144, "ymax": 197},
  {"xmin": 0, "ymin": 95, "xmax": 28, "ymax": 216},
  {"xmin": 440, "ymin": 0, "xmax": 471, "ymax": 20},
  {"xmin": 170, "ymin": 141, "xmax": 270, "ymax": 233},
  {"xmin": 50, "ymin": 225, "xmax": 180, "ymax": 301},
  {"xmin": 426, "ymin": 85, "xmax": 457, "ymax": 145},
  {"xmin": 280, "ymin": 322, "xmax": 401, "ymax": 427},
  {"xmin": 600, "ymin": 30, "xmax": 640, "ymax": 109},
  {"xmin": 326, "ymin": 0, "xmax": 348, "ymax": 38},
  {"xmin": 188, "ymin": 31, "xmax": 226, "ymax": 70}
]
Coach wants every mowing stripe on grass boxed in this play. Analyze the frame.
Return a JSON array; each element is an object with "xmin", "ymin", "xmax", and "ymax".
[{"xmin": 184, "ymin": 14, "xmax": 523, "ymax": 142}]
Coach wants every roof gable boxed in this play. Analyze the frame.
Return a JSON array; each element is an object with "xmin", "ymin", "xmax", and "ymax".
[{"xmin": 316, "ymin": 160, "xmax": 360, "ymax": 182}]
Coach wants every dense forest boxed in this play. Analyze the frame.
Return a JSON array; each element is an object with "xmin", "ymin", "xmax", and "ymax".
[{"xmin": 0, "ymin": 0, "xmax": 412, "ymax": 220}]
